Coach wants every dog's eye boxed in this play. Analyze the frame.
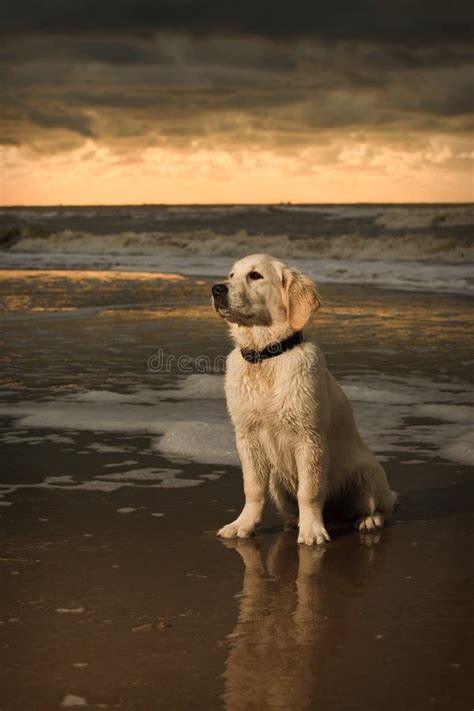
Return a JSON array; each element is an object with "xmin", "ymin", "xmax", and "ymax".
[
  {"xmin": 229, "ymin": 272, "xmax": 234, "ymax": 279},
  {"xmin": 248, "ymin": 271, "xmax": 263, "ymax": 280}
]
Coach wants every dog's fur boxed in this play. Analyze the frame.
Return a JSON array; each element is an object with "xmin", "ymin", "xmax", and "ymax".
[{"xmin": 212, "ymin": 254, "xmax": 397, "ymax": 545}]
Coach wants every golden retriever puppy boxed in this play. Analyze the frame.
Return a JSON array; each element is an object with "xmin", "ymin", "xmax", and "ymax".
[{"xmin": 212, "ymin": 254, "xmax": 397, "ymax": 545}]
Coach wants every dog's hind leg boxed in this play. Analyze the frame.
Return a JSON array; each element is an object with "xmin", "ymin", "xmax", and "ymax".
[
  {"xmin": 269, "ymin": 475, "xmax": 299, "ymax": 529},
  {"xmin": 353, "ymin": 460, "xmax": 398, "ymax": 532}
]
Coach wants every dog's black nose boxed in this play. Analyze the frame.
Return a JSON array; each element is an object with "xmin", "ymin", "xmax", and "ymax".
[{"xmin": 212, "ymin": 283, "xmax": 228, "ymax": 297}]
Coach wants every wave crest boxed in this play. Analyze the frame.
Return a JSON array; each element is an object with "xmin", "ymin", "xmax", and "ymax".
[{"xmin": 3, "ymin": 226, "xmax": 473, "ymax": 264}]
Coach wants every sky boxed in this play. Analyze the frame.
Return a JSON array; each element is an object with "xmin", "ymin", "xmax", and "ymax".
[{"xmin": 0, "ymin": 1, "xmax": 473, "ymax": 205}]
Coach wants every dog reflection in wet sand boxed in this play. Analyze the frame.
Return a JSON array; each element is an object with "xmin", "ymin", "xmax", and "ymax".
[{"xmin": 222, "ymin": 532, "xmax": 384, "ymax": 710}]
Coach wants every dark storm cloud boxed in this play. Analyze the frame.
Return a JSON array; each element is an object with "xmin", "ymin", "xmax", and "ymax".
[
  {"xmin": 0, "ymin": 2, "xmax": 472, "ymax": 154},
  {"xmin": 0, "ymin": 0, "xmax": 472, "ymax": 46},
  {"xmin": 26, "ymin": 108, "xmax": 95, "ymax": 137}
]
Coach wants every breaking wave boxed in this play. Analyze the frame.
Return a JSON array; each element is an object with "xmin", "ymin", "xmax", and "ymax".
[{"xmin": 3, "ymin": 225, "xmax": 474, "ymax": 264}]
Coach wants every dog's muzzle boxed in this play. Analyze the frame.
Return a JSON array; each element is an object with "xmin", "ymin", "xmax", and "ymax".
[{"xmin": 212, "ymin": 282, "xmax": 229, "ymax": 309}]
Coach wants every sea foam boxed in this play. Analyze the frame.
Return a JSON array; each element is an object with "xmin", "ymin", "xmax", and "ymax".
[{"xmin": 0, "ymin": 372, "xmax": 472, "ymax": 505}]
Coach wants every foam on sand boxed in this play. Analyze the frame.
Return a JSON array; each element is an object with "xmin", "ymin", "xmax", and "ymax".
[
  {"xmin": 56, "ymin": 607, "xmax": 86, "ymax": 614},
  {"xmin": 0, "ymin": 379, "xmax": 234, "ymax": 469},
  {"xmin": 0, "ymin": 372, "xmax": 472, "ymax": 509},
  {"xmin": 157, "ymin": 374, "xmax": 225, "ymax": 400},
  {"xmin": 61, "ymin": 696, "xmax": 88, "ymax": 708},
  {"xmin": 102, "ymin": 460, "xmax": 139, "ymax": 468},
  {"xmin": 440, "ymin": 432, "xmax": 474, "ymax": 466},
  {"xmin": 154, "ymin": 421, "xmax": 238, "ymax": 465},
  {"xmin": 0, "ymin": 471, "xmax": 204, "ymax": 500},
  {"xmin": 98, "ymin": 467, "xmax": 183, "ymax": 482}
]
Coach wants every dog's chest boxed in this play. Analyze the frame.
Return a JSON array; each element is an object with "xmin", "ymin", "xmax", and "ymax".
[{"xmin": 226, "ymin": 360, "xmax": 298, "ymax": 429}]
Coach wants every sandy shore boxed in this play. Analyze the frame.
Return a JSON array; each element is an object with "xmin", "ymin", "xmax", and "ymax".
[
  {"xmin": 1, "ymin": 459, "xmax": 473, "ymax": 710},
  {"xmin": 0, "ymin": 270, "xmax": 473, "ymax": 709}
]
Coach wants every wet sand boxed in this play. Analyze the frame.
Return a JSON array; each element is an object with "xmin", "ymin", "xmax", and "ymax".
[
  {"xmin": 1, "ymin": 270, "xmax": 473, "ymax": 710},
  {"xmin": 1, "ymin": 464, "xmax": 474, "ymax": 710}
]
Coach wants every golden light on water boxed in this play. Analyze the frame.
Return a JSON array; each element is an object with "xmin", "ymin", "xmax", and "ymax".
[
  {"xmin": 98, "ymin": 306, "xmax": 212, "ymax": 320},
  {"xmin": 0, "ymin": 269, "xmax": 185, "ymax": 281}
]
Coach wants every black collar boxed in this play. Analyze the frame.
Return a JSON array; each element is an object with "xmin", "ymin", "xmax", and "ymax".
[{"xmin": 241, "ymin": 331, "xmax": 304, "ymax": 364}]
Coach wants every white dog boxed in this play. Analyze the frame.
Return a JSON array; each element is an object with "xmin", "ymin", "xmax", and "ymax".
[{"xmin": 212, "ymin": 254, "xmax": 397, "ymax": 545}]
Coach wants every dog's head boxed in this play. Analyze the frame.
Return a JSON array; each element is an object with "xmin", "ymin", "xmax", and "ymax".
[{"xmin": 211, "ymin": 254, "xmax": 321, "ymax": 330}]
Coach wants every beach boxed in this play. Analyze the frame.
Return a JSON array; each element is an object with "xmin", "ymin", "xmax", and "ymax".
[{"xmin": 0, "ymin": 205, "xmax": 473, "ymax": 709}]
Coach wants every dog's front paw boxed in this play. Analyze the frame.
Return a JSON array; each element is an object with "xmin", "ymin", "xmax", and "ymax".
[
  {"xmin": 356, "ymin": 514, "xmax": 384, "ymax": 532},
  {"xmin": 217, "ymin": 520, "xmax": 258, "ymax": 539},
  {"xmin": 297, "ymin": 521, "xmax": 330, "ymax": 546}
]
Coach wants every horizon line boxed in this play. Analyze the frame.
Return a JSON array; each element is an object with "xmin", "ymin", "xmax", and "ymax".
[{"xmin": 1, "ymin": 200, "xmax": 472, "ymax": 209}]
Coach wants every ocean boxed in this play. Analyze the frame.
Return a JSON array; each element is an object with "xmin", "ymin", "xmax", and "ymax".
[{"xmin": 0, "ymin": 203, "xmax": 473, "ymax": 294}]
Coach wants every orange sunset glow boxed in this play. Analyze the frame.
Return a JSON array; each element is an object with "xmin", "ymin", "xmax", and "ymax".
[
  {"xmin": 1, "ymin": 4, "xmax": 472, "ymax": 205},
  {"xmin": 2, "ymin": 137, "xmax": 472, "ymax": 205}
]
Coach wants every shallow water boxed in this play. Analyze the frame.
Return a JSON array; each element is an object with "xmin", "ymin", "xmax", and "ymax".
[
  {"xmin": 1, "ymin": 270, "xmax": 472, "ymax": 469},
  {"xmin": 0, "ymin": 268, "xmax": 473, "ymax": 709}
]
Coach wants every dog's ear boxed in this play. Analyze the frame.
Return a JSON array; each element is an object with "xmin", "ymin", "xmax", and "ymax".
[{"xmin": 282, "ymin": 267, "xmax": 321, "ymax": 330}]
